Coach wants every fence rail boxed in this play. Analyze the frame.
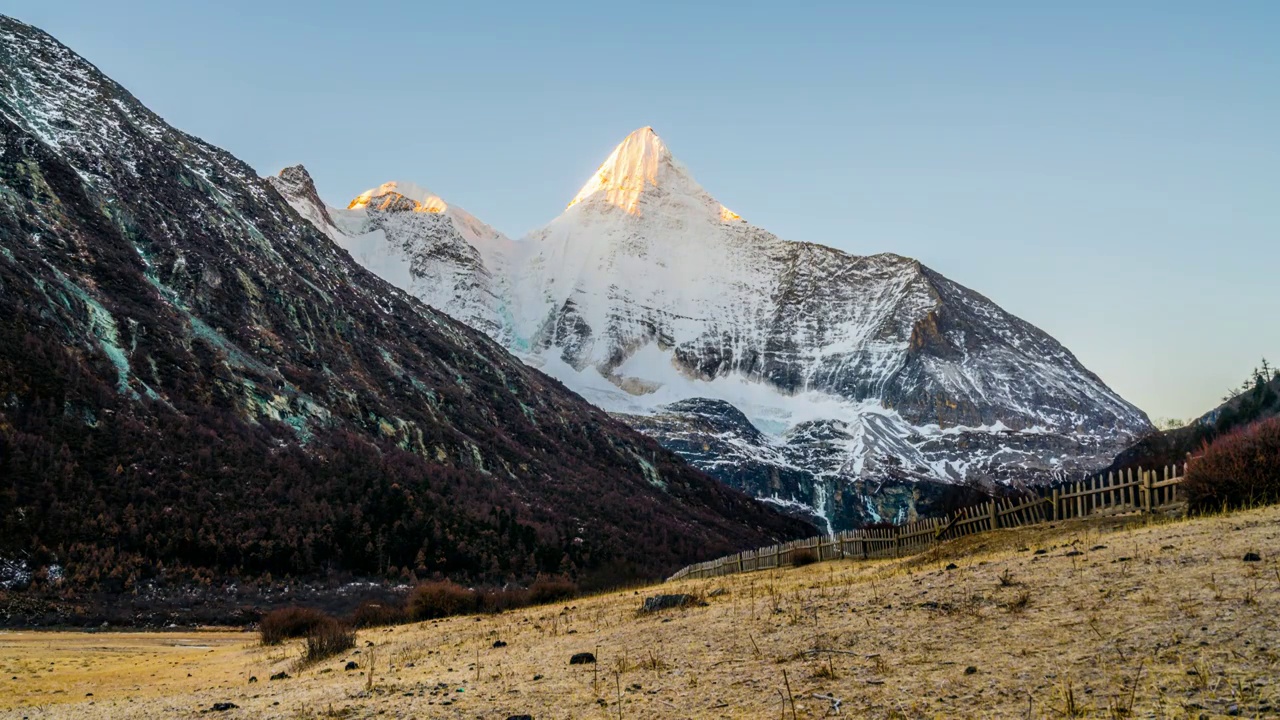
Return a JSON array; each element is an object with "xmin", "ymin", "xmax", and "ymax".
[{"xmin": 668, "ymin": 464, "xmax": 1185, "ymax": 582}]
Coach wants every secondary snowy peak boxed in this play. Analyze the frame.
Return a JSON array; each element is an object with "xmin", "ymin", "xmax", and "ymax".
[
  {"xmin": 267, "ymin": 169, "xmax": 516, "ymax": 342},
  {"xmin": 565, "ymin": 127, "xmax": 742, "ymax": 222},
  {"xmin": 350, "ymin": 180, "xmax": 449, "ymax": 214},
  {"xmin": 345, "ymin": 180, "xmax": 511, "ymax": 253}
]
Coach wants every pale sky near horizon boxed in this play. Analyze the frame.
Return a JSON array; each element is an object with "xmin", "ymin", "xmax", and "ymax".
[{"xmin": 7, "ymin": 1, "xmax": 1278, "ymax": 421}]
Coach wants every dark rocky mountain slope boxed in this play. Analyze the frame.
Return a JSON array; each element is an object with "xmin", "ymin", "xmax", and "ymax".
[{"xmin": 0, "ymin": 15, "xmax": 809, "ymax": 600}]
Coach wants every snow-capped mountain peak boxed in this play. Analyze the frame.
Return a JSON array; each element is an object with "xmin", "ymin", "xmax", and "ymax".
[
  {"xmin": 566, "ymin": 126, "xmax": 742, "ymax": 223},
  {"xmin": 270, "ymin": 169, "xmax": 516, "ymax": 341},
  {"xmin": 350, "ymin": 180, "xmax": 449, "ymax": 213},
  {"xmin": 568, "ymin": 126, "xmax": 668, "ymax": 214},
  {"xmin": 344, "ymin": 180, "xmax": 508, "ymax": 252},
  {"xmin": 267, "ymin": 126, "xmax": 1150, "ymax": 533}
]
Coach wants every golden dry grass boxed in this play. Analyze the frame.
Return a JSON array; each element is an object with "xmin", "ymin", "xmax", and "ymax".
[{"xmin": 3, "ymin": 505, "xmax": 1278, "ymax": 719}]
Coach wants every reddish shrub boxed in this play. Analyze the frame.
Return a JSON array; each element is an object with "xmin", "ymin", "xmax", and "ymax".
[
  {"xmin": 527, "ymin": 576, "xmax": 578, "ymax": 605},
  {"xmin": 406, "ymin": 580, "xmax": 478, "ymax": 620},
  {"xmin": 259, "ymin": 606, "xmax": 332, "ymax": 645},
  {"xmin": 1184, "ymin": 416, "xmax": 1280, "ymax": 512},
  {"xmin": 349, "ymin": 600, "xmax": 407, "ymax": 628}
]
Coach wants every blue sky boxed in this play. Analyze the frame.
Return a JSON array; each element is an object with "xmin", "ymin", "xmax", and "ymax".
[{"xmin": 9, "ymin": 1, "xmax": 1279, "ymax": 421}]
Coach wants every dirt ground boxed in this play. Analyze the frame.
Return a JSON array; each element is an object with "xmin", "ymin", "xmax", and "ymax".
[{"xmin": 3, "ymin": 505, "xmax": 1278, "ymax": 719}]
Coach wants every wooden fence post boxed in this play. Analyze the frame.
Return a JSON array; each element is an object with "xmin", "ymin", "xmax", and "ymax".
[
  {"xmin": 1051, "ymin": 487, "xmax": 1059, "ymax": 521},
  {"xmin": 988, "ymin": 500, "xmax": 998, "ymax": 530},
  {"xmin": 1141, "ymin": 468, "xmax": 1151, "ymax": 513}
]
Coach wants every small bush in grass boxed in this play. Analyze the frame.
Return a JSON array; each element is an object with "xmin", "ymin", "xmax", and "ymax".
[
  {"xmin": 303, "ymin": 619, "xmax": 356, "ymax": 663},
  {"xmin": 791, "ymin": 548, "xmax": 818, "ymax": 567},
  {"xmin": 406, "ymin": 580, "xmax": 477, "ymax": 620},
  {"xmin": 1184, "ymin": 416, "xmax": 1280, "ymax": 512},
  {"xmin": 527, "ymin": 575, "xmax": 578, "ymax": 605},
  {"xmin": 259, "ymin": 606, "xmax": 332, "ymax": 645},
  {"xmin": 349, "ymin": 600, "xmax": 407, "ymax": 629}
]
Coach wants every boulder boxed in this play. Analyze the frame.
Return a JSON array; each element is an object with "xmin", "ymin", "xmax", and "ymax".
[{"xmin": 640, "ymin": 594, "xmax": 698, "ymax": 613}]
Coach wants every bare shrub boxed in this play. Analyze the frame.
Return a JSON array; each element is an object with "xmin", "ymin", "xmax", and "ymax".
[
  {"xmin": 406, "ymin": 580, "xmax": 478, "ymax": 620},
  {"xmin": 527, "ymin": 575, "xmax": 578, "ymax": 605},
  {"xmin": 303, "ymin": 619, "xmax": 356, "ymax": 664},
  {"xmin": 260, "ymin": 606, "xmax": 332, "ymax": 645}
]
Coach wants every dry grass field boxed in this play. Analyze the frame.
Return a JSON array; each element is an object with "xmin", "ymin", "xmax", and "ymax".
[{"xmin": 2, "ymin": 505, "xmax": 1278, "ymax": 719}]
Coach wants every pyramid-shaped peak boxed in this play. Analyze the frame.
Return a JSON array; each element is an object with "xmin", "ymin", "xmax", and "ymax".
[
  {"xmin": 609, "ymin": 126, "xmax": 667, "ymax": 157},
  {"xmin": 564, "ymin": 127, "xmax": 743, "ymax": 222},
  {"xmin": 567, "ymin": 126, "xmax": 678, "ymax": 215}
]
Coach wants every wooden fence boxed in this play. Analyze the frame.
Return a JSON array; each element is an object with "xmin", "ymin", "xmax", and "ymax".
[{"xmin": 668, "ymin": 464, "xmax": 1185, "ymax": 581}]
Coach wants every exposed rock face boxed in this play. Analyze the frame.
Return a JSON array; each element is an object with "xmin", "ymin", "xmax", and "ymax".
[
  {"xmin": 0, "ymin": 16, "xmax": 811, "ymax": 591},
  {"xmin": 619, "ymin": 399, "xmax": 1108, "ymax": 532},
  {"xmin": 270, "ymin": 164, "xmax": 334, "ymax": 229},
  {"xmin": 276, "ymin": 128, "xmax": 1152, "ymax": 531}
]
